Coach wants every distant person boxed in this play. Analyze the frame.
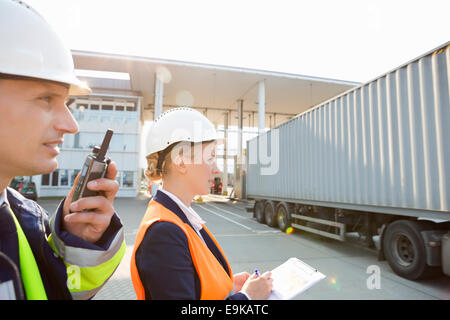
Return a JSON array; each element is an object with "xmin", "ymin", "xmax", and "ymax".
[
  {"xmin": 0, "ymin": 0, "xmax": 125, "ymax": 300},
  {"xmin": 130, "ymin": 108, "xmax": 273, "ymax": 299}
]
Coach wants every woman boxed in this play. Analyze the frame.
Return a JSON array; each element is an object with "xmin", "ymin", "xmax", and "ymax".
[{"xmin": 130, "ymin": 107, "xmax": 273, "ymax": 300}]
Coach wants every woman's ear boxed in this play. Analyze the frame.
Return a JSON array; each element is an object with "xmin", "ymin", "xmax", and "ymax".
[{"xmin": 170, "ymin": 152, "xmax": 188, "ymax": 175}]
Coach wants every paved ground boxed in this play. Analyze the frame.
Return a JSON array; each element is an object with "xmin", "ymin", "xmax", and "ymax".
[{"xmin": 38, "ymin": 194, "xmax": 450, "ymax": 300}]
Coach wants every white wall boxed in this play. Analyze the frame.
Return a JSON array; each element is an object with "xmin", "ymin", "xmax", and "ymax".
[{"xmin": 34, "ymin": 95, "xmax": 142, "ymax": 198}]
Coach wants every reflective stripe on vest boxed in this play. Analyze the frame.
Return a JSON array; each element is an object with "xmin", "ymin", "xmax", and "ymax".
[
  {"xmin": 8, "ymin": 208, "xmax": 47, "ymax": 300},
  {"xmin": 130, "ymin": 200, "xmax": 234, "ymax": 300}
]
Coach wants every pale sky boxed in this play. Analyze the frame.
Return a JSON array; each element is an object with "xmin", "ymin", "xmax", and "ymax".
[
  {"xmin": 26, "ymin": 0, "xmax": 449, "ymax": 171},
  {"xmin": 27, "ymin": 0, "xmax": 449, "ymax": 83}
]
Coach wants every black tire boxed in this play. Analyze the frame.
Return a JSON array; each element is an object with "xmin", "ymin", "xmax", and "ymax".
[
  {"xmin": 383, "ymin": 220, "xmax": 438, "ymax": 280},
  {"xmin": 276, "ymin": 202, "xmax": 291, "ymax": 232},
  {"xmin": 264, "ymin": 201, "xmax": 277, "ymax": 227},
  {"xmin": 254, "ymin": 201, "xmax": 265, "ymax": 224}
]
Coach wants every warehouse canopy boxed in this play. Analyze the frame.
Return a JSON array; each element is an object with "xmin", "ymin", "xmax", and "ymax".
[{"xmin": 72, "ymin": 50, "xmax": 359, "ymax": 128}]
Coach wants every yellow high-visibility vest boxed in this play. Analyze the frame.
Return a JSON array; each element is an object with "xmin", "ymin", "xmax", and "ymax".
[{"xmin": 8, "ymin": 207, "xmax": 47, "ymax": 300}]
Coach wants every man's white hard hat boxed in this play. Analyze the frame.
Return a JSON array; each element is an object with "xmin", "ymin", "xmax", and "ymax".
[
  {"xmin": 0, "ymin": 0, "xmax": 91, "ymax": 95},
  {"xmin": 146, "ymin": 107, "xmax": 222, "ymax": 156}
]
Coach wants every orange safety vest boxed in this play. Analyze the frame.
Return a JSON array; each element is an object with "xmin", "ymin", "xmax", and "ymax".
[{"xmin": 130, "ymin": 200, "xmax": 234, "ymax": 300}]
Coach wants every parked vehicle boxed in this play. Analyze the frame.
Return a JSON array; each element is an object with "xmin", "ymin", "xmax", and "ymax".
[
  {"xmin": 20, "ymin": 181, "xmax": 38, "ymax": 201},
  {"xmin": 246, "ymin": 42, "xmax": 450, "ymax": 280},
  {"xmin": 9, "ymin": 176, "xmax": 38, "ymax": 201},
  {"xmin": 210, "ymin": 177, "xmax": 223, "ymax": 195}
]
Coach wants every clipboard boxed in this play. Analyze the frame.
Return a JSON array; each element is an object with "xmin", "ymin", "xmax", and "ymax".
[{"xmin": 268, "ymin": 257, "xmax": 326, "ymax": 300}]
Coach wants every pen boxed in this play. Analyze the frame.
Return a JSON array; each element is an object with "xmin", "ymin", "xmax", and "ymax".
[{"xmin": 254, "ymin": 269, "xmax": 259, "ymax": 277}]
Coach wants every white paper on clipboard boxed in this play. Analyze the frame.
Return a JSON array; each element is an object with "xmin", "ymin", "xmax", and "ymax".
[{"xmin": 268, "ymin": 257, "xmax": 326, "ymax": 300}]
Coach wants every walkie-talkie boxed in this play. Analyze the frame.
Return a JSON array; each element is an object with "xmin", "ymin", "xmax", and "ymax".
[{"xmin": 72, "ymin": 129, "xmax": 113, "ymax": 203}]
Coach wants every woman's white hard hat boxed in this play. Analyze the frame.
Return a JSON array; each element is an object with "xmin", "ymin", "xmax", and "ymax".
[
  {"xmin": 146, "ymin": 107, "xmax": 222, "ymax": 156},
  {"xmin": 0, "ymin": 0, "xmax": 91, "ymax": 95}
]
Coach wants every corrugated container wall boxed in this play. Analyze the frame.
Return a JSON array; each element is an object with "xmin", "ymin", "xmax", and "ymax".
[{"xmin": 246, "ymin": 42, "xmax": 450, "ymax": 219}]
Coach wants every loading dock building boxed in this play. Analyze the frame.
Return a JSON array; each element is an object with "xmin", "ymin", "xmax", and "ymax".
[{"xmin": 32, "ymin": 50, "xmax": 359, "ymax": 198}]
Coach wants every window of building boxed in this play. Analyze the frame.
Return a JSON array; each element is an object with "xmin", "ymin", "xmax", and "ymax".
[
  {"xmin": 41, "ymin": 174, "xmax": 50, "ymax": 186},
  {"xmin": 57, "ymin": 97, "xmax": 140, "ymax": 149},
  {"xmin": 116, "ymin": 171, "xmax": 122, "ymax": 186},
  {"xmin": 52, "ymin": 170, "xmax": 59, "ymax": 186},
  {"xmin": 126, "ymin": 103, "xmax": 136, "ymax": 112},
  {"xmin": 88, "ymin": 104, "xmax": 100, "ymax": 122},
  {"xmin": 114, "ymin": 105, "xmax": 125, "ymax": 124},
  {"xmin": 42, "ymin": 169, "xmax": 82, "ymax": 188},
  {"xmin": 125, "ymin": 113, "xmax": 138, "ymax": 124},
  {"xmin": 110, "ymin": 134, "xmax": 123, "ymax": 152},
  {"xmin": 123, "ymin": 171, "xmax": 134, "ymax": 188},
  {"xmin": 74, "ymin": 133, "xmax": 80, "ymax": 148},
  {"xmin": 113, "ymin": 115, "xmax": 124, "ymax": 124},
  {"xmin": 42, "ymin": 171, "xmax": 63, "ymax": 187},
  {"xmin": 62, "ymin": 134, "xmax": 74, "ymax": 149},
  {"xmin": 123, "ymin": 134, "xmax": 137, "ymax": 152},
  {"xmin": 101, "ymin": 104, "xmax": 114, "ymax": 123},
  {"xmin": 74, "ymin": 108, "xmax": 85, "ymax": 121},
  {"xmin": 101, "ymin": 116, "xmax": 112, "ymax": 124},
  {"xmin": 79, "ymin": 132, "xmax": 104, "ymax": 149},
  {"xmin": 89, "ymin": 113, "xmax": 100, "ymax": 122},
  {"xmin": 60, "ymin": 169, "xmax": 69, "ymax": 186}
]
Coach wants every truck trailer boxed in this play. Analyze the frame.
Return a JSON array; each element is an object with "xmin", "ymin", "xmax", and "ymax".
[{"xmin": 246, "ymin": 42, "xmax": 450, "ymax": 280}]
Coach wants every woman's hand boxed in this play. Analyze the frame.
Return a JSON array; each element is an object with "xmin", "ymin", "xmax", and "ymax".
[
  {"xmin": 240, "ymin": 271, "xmax": 273, "ymax": 300},
  {"xmin": 233, "ymin": 272, "xmax": 251, "ymax": 293}
]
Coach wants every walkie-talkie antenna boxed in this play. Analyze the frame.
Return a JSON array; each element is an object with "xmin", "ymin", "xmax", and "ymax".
[{"xmin": 96, "ymin": 129, "xmax": 113, "ymax": 161}]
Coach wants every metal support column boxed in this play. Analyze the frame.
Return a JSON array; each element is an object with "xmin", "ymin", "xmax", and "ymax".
[
  {"xmin": 235, "ymin": 100, "xmax": 245, "ymax": 198},
  {"xmin": 258, "ymin": 80, "xmax": 266, "ymax": 133},
  {"xmin": 222, "ymin": 111, "xmax": 228, "ymax": 194},
  {"xmin": 154, "ymin": 73, "xmax": 164, "ymax": 120},
  {"xmin": 152, "ymin": 74, "xmax": 164, "ymax": 195},
  {"xmin": 237, "ymin": 100, "xmax": 243, "ymax": 160}
]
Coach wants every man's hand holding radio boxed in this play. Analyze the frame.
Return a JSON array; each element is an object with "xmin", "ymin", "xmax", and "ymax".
[{"xmin": 62, "ymin": 161, "xmax": 120, "ymax": 244}]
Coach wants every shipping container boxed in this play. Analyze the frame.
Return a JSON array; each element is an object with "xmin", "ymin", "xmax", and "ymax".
[{"xmin": 246, "ymin": 42, "xmax": 450, "ymax": 280}]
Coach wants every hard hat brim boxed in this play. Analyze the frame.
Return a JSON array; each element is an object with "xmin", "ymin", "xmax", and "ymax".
[
  {"xmin": 0, "ymin": 71, "xmax": 91, "ymax": 96},
  {"xmin": 68, "ymin": 78, "xmax": 92, "ymax": 95}
]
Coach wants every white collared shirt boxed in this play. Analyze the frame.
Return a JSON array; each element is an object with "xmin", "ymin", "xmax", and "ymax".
[
  {"xmin": 159, "ymin": 189, "xmax": 206, "ymax": 243},
  {"xmin": 0, "ymin": 189, "xmax": 8, "ymax": 207}
]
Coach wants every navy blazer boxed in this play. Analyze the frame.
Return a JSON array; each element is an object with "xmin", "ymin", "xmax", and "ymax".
[{"xmin": 135, "ymin": 190, "xmax": 248, "ymax": 300}]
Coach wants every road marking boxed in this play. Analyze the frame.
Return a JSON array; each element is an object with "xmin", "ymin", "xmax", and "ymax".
[
  {"xmin": 204, "ymin": 202, "xmax": 281, "ymax": 234},
  {"xmin": 196, "ymin": 204, "xmax": 253, "ymax": 231},
  {"xmin": 215, "ymin": 233, "xmax": 286, "ymax": 237},
  {"xmin": 204, "ymin": 202, "xmax": 253, "ymax": 221},
  {"xmin": 194, "ymin": 202, "xmax": 281, "ymax": 234}
]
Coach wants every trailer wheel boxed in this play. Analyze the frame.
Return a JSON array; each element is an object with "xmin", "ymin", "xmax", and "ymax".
[
  {"xmin": 383, "ymin": 220, "xmax": 435, "ymax": 280},
  {"xmin": 264, "ymin": 201, "xmax": 277, "ymax": 227},
  {"xmin": 276, "ymin": 202, "xmax": 291, "ymax": 232},
  {"xmin": 254, "ymin": 201, "xmax": 265, "ymax": 224}
]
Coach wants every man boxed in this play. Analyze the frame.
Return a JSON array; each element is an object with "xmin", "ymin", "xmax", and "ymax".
[{"xmin": 0, "ymin": 0, "xmax": 125, "ymax": 299}]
